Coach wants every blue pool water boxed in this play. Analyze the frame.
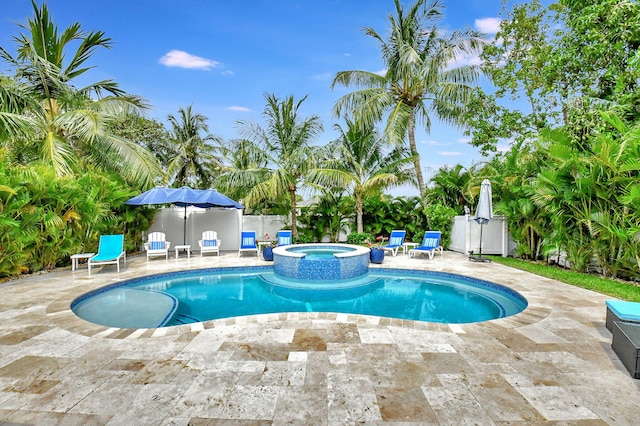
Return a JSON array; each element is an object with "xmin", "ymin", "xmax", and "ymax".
[
  {"xmin": 286, "ymin": 246, "xmax": 356, "ymax": 258},
  {"xmin": 72, "ymin": 267, "xmax": 527, "ymax": 329}
]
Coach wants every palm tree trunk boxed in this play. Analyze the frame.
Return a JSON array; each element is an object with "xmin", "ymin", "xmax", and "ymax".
[
  {"xmin": 356, "ymin": 194, "xmax": 364, "ymax": 234},
  {"xmin": 408, "ymin": 117, "xmax": 426, "ymax": 197},
  {"xmin": 289, "ymin": 188, "xmax": 298, "ymax": 238}
]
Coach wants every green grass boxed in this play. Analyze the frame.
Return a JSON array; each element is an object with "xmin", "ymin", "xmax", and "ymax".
[{"xmin": 490, "ymin": 256, "xmax": 640, "ymax": 302}]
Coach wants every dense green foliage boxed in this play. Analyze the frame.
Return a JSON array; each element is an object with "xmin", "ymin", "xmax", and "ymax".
[
  {"xmin": 451, "ymin": 0, "xmax": 640, "ymax": 283},
  {"xmin": 297, "ymin": 191, "xmax": 352, "ymax": 243},
  {"xmin": 0, "ymin": 154, "xmax": 155, "ymax": 277},
  {"xmin": 422, "ymin": 203, "xmax": 456, "ymax": 247},
  {"xmin": 346, "ymin": 232, "xmax": 375, "ymax": 245}
]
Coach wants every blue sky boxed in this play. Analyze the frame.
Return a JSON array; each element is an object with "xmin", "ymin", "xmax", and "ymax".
[{"xmin": 1, "ymin": 0, "xmax": 508, "ymax": 196}]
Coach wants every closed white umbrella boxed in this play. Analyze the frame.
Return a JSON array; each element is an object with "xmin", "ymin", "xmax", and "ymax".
[{"xmin": 471, "ymin": 179, "xmax": 493, "ymax": 262}]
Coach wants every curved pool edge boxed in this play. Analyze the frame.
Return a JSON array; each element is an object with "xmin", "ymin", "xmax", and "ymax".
[{"xmin": 67, "ymin": 264, "xmax": 529, "ymax": 331}]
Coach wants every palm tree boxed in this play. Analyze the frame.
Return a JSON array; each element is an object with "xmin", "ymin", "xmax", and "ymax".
[
  {"xmin": 237, "ymin": 93, "xmax": 323, "ymax": 238},
  {"xmin": 0, "ymin": 1, "xmax": 160, "ymax": 188},
  {"xmin": 165, "ymin": 105, "xmax": 222, "ymax": 188},
  {"xmin": 214, "ymin": 138, "xmax": 270, "ymax": 203},
  {"xmin": 426, "ymin": 164, "xmax": 473, "ymax": 210},
  {"xmin": 309, "ymin": 118, "xmax": 415, "ymax": 233},
  {"xmin": 331, "ymin": 0, "xmax": 484, "ymax": 196}
]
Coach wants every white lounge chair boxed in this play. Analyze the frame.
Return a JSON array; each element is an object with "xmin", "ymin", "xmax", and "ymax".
[
  {"xmin": 198, "ymin": 230, "xmax": 221, "ymax": 257},
  {"xmin": 144, "ymin": 232, "xmax": 171, "ymax": 260}
]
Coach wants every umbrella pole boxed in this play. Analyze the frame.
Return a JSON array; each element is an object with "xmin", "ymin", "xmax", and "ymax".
[
  {"xmin": 469, "ymin": 221, "xmax": 491, "ymax": 263},
  {"xmin": 478, "ymin": 223, "xmax": 484, "ymax": 259},
  {"xmin": 183, "ymin": 206, "xmax": 187, "ymax": 245}
]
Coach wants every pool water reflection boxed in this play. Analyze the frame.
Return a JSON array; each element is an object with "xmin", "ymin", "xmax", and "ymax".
[{"xmin": 71, "ymin": 267, "xmax": 528, "ymax": 329}]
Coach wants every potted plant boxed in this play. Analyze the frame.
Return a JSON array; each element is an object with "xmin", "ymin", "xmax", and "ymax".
[
  {"xmin": 262, "ymin": 233, "xmax": 275, "ymax": 261},
  {"xmin": 368, "ymin": 236, "xmax": 386, "ymax": 264}
]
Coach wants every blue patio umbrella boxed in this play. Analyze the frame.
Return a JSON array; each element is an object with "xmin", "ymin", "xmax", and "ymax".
[
  {"xmin": 471, "ymin": 179, "xmax": 493, "ymax": 262},
  {"xmin": 125, "ymin": 186, "xmax": 243, "ymax": 245}
]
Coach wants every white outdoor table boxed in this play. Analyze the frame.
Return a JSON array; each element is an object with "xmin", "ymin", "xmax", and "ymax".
[
  {"xmin": 174, "ymin": 244, "xmax": 191, "ymax": 259},
  {"xmin": 71, "ymin": 252, "xmax": 94, "ymax": 271},
  {"xmin": 402, "ymin": 242, "xmax": 419, "ymax": 255}
]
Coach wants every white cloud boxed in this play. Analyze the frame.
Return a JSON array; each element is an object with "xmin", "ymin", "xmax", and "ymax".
[
  {"xmin": 475, "ymin": 18, "xmax": 501, "ymax": 34},
  {"xmin": 457, "ymin": 137, "xmax": 471, "ymax": 144},
  {"xmin": 227, "ymin": 106, "xmax": 251, "ymax": 112},
  {"xmin": 475, "ymin": 17, "xmax": 502, "ymax": 34},
  {"xmin": 438, "ymin": 151, "xmax": 463, "ymax": 156},
  {"xmin": 422, "ymin": 139, "xmax": 451, "ymax": 147},
  {"xmin": 159, "ymin": 50, "xmax": 220, "ymax": 70},
  {"xmin": 311, "ymin": 72, "xmax": 332, "ymax": 81},
  {"xmin": 374, "ymin": 68, "xmax": 387, "ymax": 76},
  {"xmin": 343, "ymin": 53, "xmax": 351, "ymax": 57},
  {"xmin": 221, "ymin": 70, "xmax": 234, "ymax": 76}
]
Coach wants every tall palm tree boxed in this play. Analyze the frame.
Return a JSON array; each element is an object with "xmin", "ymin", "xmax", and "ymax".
[
  {"xmin": 237, "ymin": 93, "xmax": 323, "ymax": 238},
  {"xmin": 309, "ymin": 118, "xmax": 415, "ymax": 233},
  {"xmin": 214, "ymin": 138, "xmax": 270, "ymax": 204},
  {"xmin": 165, "ymin": 105, "xmax": 221, "ymax": 188},
  {"xmin": 0, "ymin": 1, "xmax": 160, "ymax": 188},
  {"xmin": 331, "ymin": 0, "xmax": 484, "ymax": 196}
]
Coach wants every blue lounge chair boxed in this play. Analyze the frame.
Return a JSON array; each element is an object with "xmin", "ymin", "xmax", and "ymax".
[
  {"xmin": 238, "ymin": 231, "xmax": 258, "ymax": 257},
  {"xmin": 198, "ymin": 230, "xmax": 221, "ymax": 257},
  {"xmin": 277, "ymin": 230, "xmax": 292, "ymax": 246},
  {"xmin": 382, "ymin": 230, "xmax": 406, "ymax": 257},
  {"xmin": 88, "ymin": 234, "xmax": 126, "ymax": 276},
  {"xmin": 409, "ymin": 231, "xmax": 443, "ymax": 259}
]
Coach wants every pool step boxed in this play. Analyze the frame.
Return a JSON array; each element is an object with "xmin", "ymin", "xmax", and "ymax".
[{"xmin": 172, "ymin": 313, "xmax": 202, "ymax": 325}]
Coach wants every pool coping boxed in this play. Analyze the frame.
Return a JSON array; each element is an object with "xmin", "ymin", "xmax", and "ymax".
[{"xmin": 45, "ymin": 256, "xmax": 549, "ymax": 340}]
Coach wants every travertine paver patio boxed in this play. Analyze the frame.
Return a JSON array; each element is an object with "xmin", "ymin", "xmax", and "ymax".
[{"xmin": 0, "ymin": 250, "xmax": 639, "ymax": 425}]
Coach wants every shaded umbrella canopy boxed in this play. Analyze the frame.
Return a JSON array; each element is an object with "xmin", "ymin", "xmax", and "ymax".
[
  {"xmin": 125, "ymin": 186, "xmax": 243, "ymax": 245},
  {"xmin": 125, "ymin": 186, "xmax": 243, "ymax": 209},
  {"xmin": 474, "ymin": 179, "xmax": 493, "ymax": 225}
]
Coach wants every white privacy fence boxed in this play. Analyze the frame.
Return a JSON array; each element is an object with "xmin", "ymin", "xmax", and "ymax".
[
  {"xmin": 146, "ymin": 209, "xmax": 516, "ymax": 256},
  {"xmin": 146, "ymin": 208, "xmax": 286, "ymax": 251},
  {"xmin": 448, "ymin": 215, "xmax": 516, "ymax": 257}
]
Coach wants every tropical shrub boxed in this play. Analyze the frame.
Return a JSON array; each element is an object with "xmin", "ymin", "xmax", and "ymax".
[
  {"xmin": 362, "ymin": 195, "xmax": 426, "ymax": 242},
  {"xmin": 293, "ymin": 234, "xmax": 315, "ymax": 244},
  {"xmin": 422, "ymin": 203, "xmax": 457, "ymax": 248},
  {"xmin": 297, "ymin": 191, "xmax": 352, "ymax": 242},
  {"xmin": 0, "ymin": 158, "xmax": 155, "ymax": 278},
  {"xmin": 346, "ymin": 232, "xmax": 375, "ymax": 245}
]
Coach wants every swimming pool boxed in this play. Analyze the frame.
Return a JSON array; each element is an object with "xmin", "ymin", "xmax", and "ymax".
[{"xmin": 71, "ymin": 267, "xmax": 528, "ymax": 329}]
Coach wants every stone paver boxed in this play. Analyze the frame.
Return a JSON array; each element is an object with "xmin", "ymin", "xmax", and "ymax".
[{"xmin": 0, "ymin": 250, "xmax": 639, "ymax": 425}]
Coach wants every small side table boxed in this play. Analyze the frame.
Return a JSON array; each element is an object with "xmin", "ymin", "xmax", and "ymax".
[
  {"xmin": 174, "ymin": 244, "xmax": 191, "ymax": 259},
  {"xmin": 402, "ymin": 242, "xmax": 419, "ymax": 256},
  {"xmin": 71, "ymin": 252, "xmax": 94, "ymax": 271}
]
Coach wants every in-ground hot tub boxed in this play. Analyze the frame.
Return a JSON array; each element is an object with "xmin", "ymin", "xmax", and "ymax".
[{"xmin": 272, "ymin": 243, "xmax": 370, "ymax": 281}]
